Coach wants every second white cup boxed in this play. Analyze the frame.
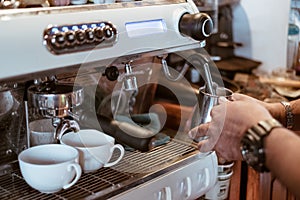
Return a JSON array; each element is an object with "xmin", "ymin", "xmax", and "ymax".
[{"xmin": 61, "ymin": 129, "xmax": 125, "ymax": 173}]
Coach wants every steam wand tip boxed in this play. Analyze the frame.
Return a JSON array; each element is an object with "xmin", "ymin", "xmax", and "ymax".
[{"xmin": 203, "ymin": 63, "xmax": 216, "ymax": 95}]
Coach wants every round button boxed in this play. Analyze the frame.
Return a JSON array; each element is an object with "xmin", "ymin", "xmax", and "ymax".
[
  {"xmin": 50, "ymin": 32, "xmax": 65, "ymax": 49},
  {"xmin": 94, "ymin": 27, "xmax": 104, "ymax": 41},
  {"xmin": 75, "ymin": 29, "xmax": 86, "ymax": 43},
  {"xmin": 103, "ymin": 25, "xmax": 114, "ymax": 39},
  {"xmin": 55, "ymin": 32, "xmax": 65, "ymax": 44},
  {"xmin": 85, "ymin": 28, "xmax": 95, "ymax": 42},
  {"xmin": 65, "ymin": 31, "xmax": 76, "ymax": 46}
]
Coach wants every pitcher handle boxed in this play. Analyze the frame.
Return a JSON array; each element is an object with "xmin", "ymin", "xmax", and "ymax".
[
  {"xmin": 104, "ymin": 144, "xmax": 125, "ymax": 167},
  {"xmin": 63, "ymin": 163, "xmax": 82, "ymax": 189}
]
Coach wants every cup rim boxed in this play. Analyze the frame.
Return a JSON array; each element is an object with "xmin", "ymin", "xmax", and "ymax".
[
  {"xmin": 199, "ymin": 86, "xmax": 233, "ymax": 97},
  {"xmin": 18, "ymin": 144, "xmax": 79, "ymax": 166},
  {"xmin": 61, "ymin": 129, "xmax": 114, "ymax": 149}
]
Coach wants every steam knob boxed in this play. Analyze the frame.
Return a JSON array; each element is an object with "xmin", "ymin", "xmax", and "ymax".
[
  {"xmin": 85, "ymin": 28, "xmax": 95, "ymax": 42},
  {"xmin": 50, "ymin": 32, "xmax": 65, "ymax": 49},
  {"xmin": 104, "ymin": 66, "xmax": 119, "ymax": 81},
  {"xmin": 179, "ymin": 13, "xmax": 213, "ymax": 41},
  {"xmin": 94, "ymin": 27, "xmax": 104, "ymax": 41},
  {"xmin": 75, "ymin": 29, "xmax": 85, "ymax": 43},
  {"xmin": 103, "ymin": 25, "xmax": 114, "ymax": 39},
  {"xmin": 65, "ymin": 31, "xmax": 76, "ymax": 46}
]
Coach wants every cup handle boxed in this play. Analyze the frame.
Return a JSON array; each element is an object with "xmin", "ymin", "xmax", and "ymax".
[
  {"xmin": 104, "ymin": 144, "xmax": 125, "ymax": 167},
  {"xmin": 63, "ymin": 163, "xmax": 82, "ymax": 190}
]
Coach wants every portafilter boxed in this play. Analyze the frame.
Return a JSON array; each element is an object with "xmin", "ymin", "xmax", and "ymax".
[
  {"xmin": 27, "ymin": 83, "xmax": 84, "ymax": 144},
  {"xmin": 27, "ymin": 83, "xmax": 83, "ymax": 118}
]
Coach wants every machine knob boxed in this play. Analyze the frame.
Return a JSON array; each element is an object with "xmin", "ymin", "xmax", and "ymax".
[
  {"xmin": 75, "ymin": 29, "xmax": 86, "ymax": 43},
  {"xmin": 65, "ymin": 31, "xmax": 76, "ymax": 46},
  {"xmin": 179, "ymin": 13, "xmax": 213, "ymax": 41},
  {"xmin": 50, "ymin": 32, "xmax": 65, "ymax": 49},
  {"xmin": 103, "ymin": 25, "xmax": 114, "ymax": 39},
  {"xmin": 85, "ymin": 28, "xmax": 95, "ymax": 42},
  {"xmin": 94, "ymin": 27, "xmax": 104, "ymax": 41},
  {"xmin": 104, "ymin": 66, "xmax": 119, "ymax": 81}
]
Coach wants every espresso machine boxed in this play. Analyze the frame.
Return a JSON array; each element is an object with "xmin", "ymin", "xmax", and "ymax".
[{"xmin": 0, "ymin": 1, "xmax": 225, "ymax": 199}]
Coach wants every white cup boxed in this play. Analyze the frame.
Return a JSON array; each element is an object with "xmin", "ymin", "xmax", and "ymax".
[
  {"xmin": 29, "ymin": 119, "xmax": 56, "ymax": 147},
  {"xmin": 70, "ymin": 0, "xmax": 87, "ymax": 4},
  {"xmin": 92, "ymin": 0, "xmax": 115, "ymax": 4},
  {"xmin": 104, "ymin": 0, "xmax": 115, "ymax": 3},
  {"xmin": 218, "ymin": 161, "xmax": 234, "ymax": 175},
  {"xmin": 61, "ymin": 129, "xmax": 125, "ymax": 173},
  {"xmin": 205, "ymin": 170, "xmax": 233, "ymax": 200},
  {"xmin": 18, "ymin": 144, "xmax": 82, "ymax": 194}
]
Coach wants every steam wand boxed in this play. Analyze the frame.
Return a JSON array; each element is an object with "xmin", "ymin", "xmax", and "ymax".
[
  {"xmin": 114, "ymin": 61, "xmax": 139, "ymax": 116},
  {"xmin": 160, "ymin": 50, "xmax": 217, "ymax": 95},
  {"xmin": 203, "ymin": 62, "xmax": 216, "ymax": 95},
  {"xmin": 161, "ymin": 58, "xmax": 190, "ymax": 82}
]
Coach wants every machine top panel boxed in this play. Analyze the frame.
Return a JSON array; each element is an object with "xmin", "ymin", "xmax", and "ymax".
[
  {"xmin": 0, "ymin": 0, "xmax": 204, "ymax": 81},
  {"xmin": 0, "ymin": 0, "xmax": 187, "ymax": 18}
]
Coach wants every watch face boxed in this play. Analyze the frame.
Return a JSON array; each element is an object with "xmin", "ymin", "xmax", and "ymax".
[
  {"xmin": 241, "ymin": 135, "xmax": 266, "ymax": 172},
  {"xmin": 241, "ymin": 137, "xmax": 260, "ymax": 166},
  {"xmin": 241, "ymin": 140, "xmax": 260, "ymax": 166}
]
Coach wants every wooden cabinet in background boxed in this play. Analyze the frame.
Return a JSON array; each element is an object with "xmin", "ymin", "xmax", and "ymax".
[
  {"xmin": 246, "ymin": 167, "xmax": 299, "ymax": 200},
  {"xmin": 228, "ymin": 161, "xmax": 299, "ymax": 200}
]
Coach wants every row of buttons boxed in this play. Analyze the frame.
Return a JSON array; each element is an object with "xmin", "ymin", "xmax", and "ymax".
[{"xmin": 44, "ymin": 22, "xmax": 117, "ymax": 54}]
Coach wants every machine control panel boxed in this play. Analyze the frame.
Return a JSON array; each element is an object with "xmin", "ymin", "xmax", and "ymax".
[{"xmin": 43, "ymin": 21, "xmax": 117, "ymax": 55}]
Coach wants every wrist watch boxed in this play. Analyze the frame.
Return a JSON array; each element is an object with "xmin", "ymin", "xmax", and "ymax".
[
  {"xmin": 240, "ymin": 118, "xmax": 282, "ymax": 172},
  {"xmin": 280, "ymin": 101, "xmax": 293, "ymax": 129}
]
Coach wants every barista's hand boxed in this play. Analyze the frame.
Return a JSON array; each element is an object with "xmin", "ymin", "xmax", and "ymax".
[
  {"xmin": 232, "ymin": 93, "xmax": 282, "ymax": 121},
  {"xmin": 188, "ymin": 93, "xmax": 273, "ymax": 161}
]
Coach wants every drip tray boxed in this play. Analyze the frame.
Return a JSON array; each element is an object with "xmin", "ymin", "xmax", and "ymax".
[{"xmin": 0, "ymin": 139, "xmax": 197, "ymax": 200}]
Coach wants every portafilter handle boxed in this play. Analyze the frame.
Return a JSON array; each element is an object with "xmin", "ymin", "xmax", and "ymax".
[{"xmin": 55, "ymin": 119, "xmax": 80, "ymax": 141}]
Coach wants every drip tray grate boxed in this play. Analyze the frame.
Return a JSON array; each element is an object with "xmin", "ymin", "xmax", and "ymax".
[{"xmin": 0, "ymin": 139, "xmax": 197, "ymax": 200}]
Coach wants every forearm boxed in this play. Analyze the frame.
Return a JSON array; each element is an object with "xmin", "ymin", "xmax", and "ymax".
[{"xmin": 265, "ymin": 127, "xmax": 300, "ymax": 198}]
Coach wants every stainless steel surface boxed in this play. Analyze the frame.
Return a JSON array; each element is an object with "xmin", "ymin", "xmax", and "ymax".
[
  {"xmin": 203, "ymin": 63, "xmax": 216, "ymax": 95},
  {"xmin": 55, "ymin": 118, "xmax": 80, "ymax": 140},
  {"xmin": 190, "ymin": 86, "xmax": 232, "ymax": 141},
  {"xmin": 27, "ymin": 84, "xmax": 84, "ymax": 118},
  {"xmin": 27, "ymin": 83, "xmax": 83, "ymax": 144},
  {"xmin": 197, "ymin": 86, "xmax": 232, "ymax": 124},
  {"xmin": 0, "ymin": 139, "xmax": 199, "ymax": 200}
]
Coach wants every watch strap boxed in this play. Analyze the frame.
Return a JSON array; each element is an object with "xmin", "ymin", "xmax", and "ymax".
[{"xmin": 241, "ymin": 118, "xmax": 282, "ymax": 172}]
